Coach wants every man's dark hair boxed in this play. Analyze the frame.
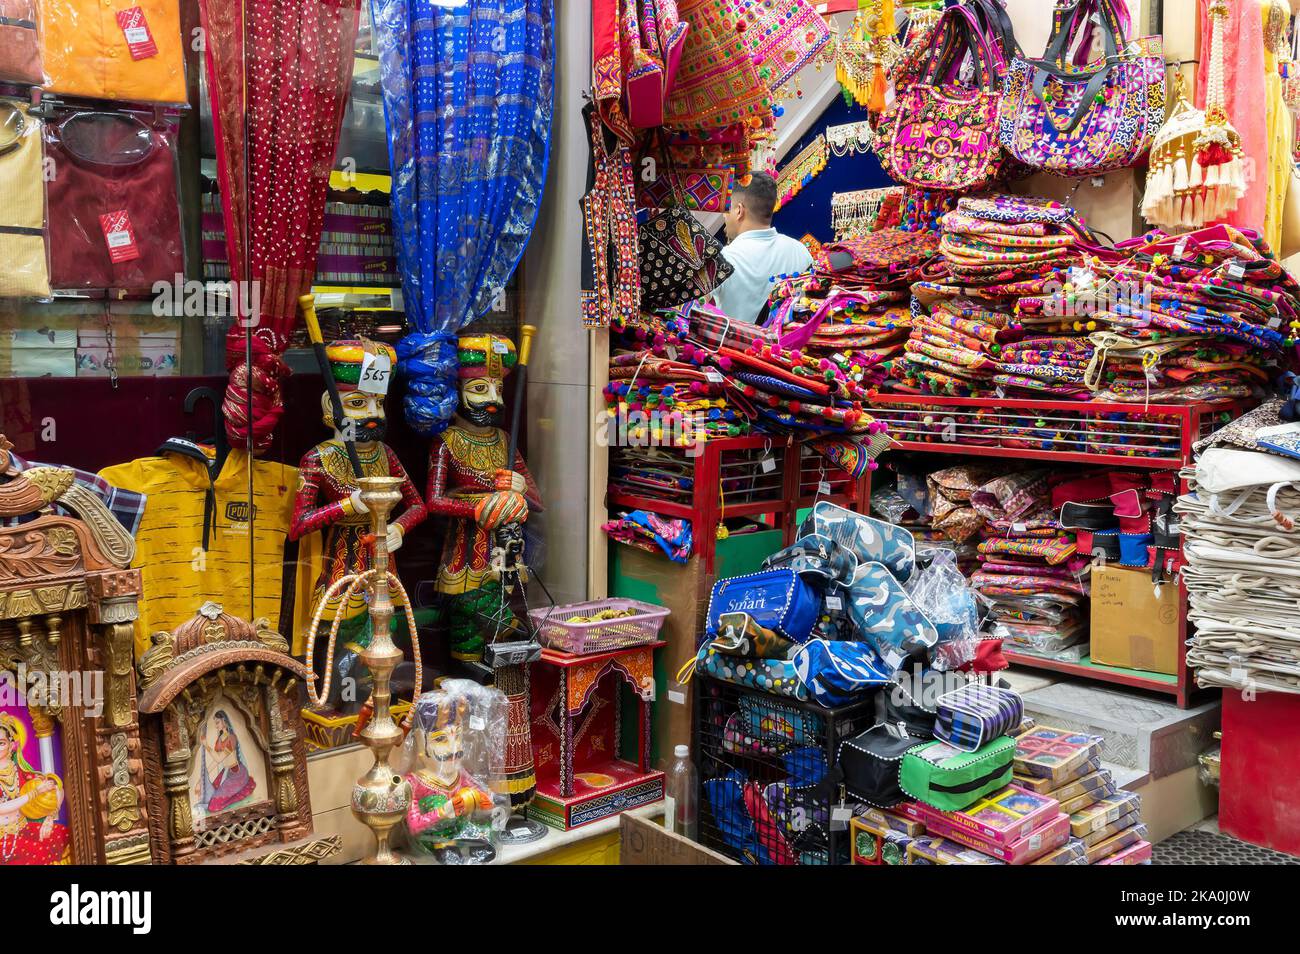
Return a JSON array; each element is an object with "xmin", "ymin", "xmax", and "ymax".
[{"xmin": 734, "ymin": 172, "xmax": 778, "ymax": 223}]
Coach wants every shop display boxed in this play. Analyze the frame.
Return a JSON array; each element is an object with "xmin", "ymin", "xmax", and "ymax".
[
  {"xmin": 528, "ymin": 642, "xmax": 665, "ymax": 830},
  {"xmin": 7, "ymin": 0, "xmax": 1300, "ymax": 878}
]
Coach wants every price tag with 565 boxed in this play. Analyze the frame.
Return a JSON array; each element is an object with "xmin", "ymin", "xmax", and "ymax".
[{"xmin": 358, "ymin": 351, "xmax": 392, "ymax": 395}]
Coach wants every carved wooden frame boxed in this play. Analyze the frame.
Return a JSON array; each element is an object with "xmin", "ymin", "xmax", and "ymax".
[
  {"xmin": 136, "ymin": 608, "xmax": 314, "ymax": 865},
  {"xmin": 0, "ymin": 514, "xmax": 151, "ymax": 866}
]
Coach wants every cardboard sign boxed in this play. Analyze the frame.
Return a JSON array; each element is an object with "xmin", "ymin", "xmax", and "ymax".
[{"xmin": 357, "ymin": 350, "xmax": 392, "ymax": 395}]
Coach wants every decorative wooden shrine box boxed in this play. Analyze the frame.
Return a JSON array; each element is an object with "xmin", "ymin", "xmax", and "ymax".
[
  {"xmin": 0, "ymin": 456, "xmax": 152, "ymax": 864},
  {"xmin": 136, "ymin": 603, "xmax": 340, "ymax": 864},
  {"xmin": 528, "ymin": 642, "xmax": 666, "ymax": 830}
]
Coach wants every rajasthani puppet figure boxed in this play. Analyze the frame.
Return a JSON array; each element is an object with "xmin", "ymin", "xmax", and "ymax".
[
  {"xmin": 426, "ymin": 334, "xmax": 543, "ymax": 815},
  {"xmin": 291, "ymin": 340, "xmax": 427, "ymax": 716},
  {"xmin": 403, "ymin": 693, "xmax": 499, "ymax": 864},
  {"xmin": 425, "ymin": 334, "xmax": 542, "ymax": 663}
]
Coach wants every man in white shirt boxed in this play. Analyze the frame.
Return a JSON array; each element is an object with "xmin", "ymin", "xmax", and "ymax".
[{"xmin": 711, "ymin": 171, "xmax": 814, "ymax": 324}]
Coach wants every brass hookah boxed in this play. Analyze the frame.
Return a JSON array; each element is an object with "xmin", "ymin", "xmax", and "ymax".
[{"xmin": 303, "ymin": 475, "xmax": 422, "ymax": 865}]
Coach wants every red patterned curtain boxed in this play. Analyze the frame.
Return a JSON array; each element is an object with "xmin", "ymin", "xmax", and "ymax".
[{"xmin": 199, "ymin": 0, "xmax": 361, "ymax": 451}]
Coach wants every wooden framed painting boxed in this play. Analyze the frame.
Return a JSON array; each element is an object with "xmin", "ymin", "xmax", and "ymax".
[{"xmin": 137, "ymin": 602, "xmax": 339, "ymax": 865}]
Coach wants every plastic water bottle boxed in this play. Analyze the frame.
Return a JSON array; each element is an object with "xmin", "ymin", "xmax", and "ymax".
[{"xmin": 665, "ymin": 744, "xmax": 698, "ymax": 840}]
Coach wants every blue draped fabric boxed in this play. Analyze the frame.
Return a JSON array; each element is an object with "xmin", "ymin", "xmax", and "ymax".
[{"xmin": 371, "ymin": 0, "xmax": 555, "ymax": 435}]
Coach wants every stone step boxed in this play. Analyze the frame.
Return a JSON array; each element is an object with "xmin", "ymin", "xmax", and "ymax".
[
  {"xmin": 1018, "ymin": 681, "xmax": 1220, "ymax": 780},
  {"xmin": 1102, "ymin": 760, "xmax": 1151, "ymax": 792}
]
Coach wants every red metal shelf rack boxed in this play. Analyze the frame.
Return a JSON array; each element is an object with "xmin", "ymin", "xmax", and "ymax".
[
  {"xmin": 606, "ymin": 434, "xmax": 868, "ymax": 575},
  {"xmin": 867, "ymin": 394, "xmax": 1254, "ymax": 708}
]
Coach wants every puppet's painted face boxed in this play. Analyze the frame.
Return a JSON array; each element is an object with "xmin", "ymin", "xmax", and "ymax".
[
  {"xmin": 426, "ymin": 723, "xmax": 464, "ymax": 767},
  {"xmin": 322, "ymin": 390, "xmax": 387, "ymax": 443},
  {"xmin": 460, "ymin": 376, "xmax": 502, "ymax": 428}
]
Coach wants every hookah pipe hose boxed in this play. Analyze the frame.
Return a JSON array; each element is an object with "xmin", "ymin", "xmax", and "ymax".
[{"xmin": 302, "ymin": 568, "xmax": 422, "ymax": 714}]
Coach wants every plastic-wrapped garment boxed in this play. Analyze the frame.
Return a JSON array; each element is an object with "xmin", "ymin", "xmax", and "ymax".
[
  {"xmin": 0, "ymin": 0, "xmax": 42, "ymax": 85},
  {"xmin": 41, "ymin": 0, "xmax": 187, "ymax": 104},
  {"xmin": 905, "ymin": 549, "xmax": 982, "ymax": 670},
  {"xmin": 44, "ymin": 110, "xmax": 182, "ymax": 292},
  {"xmin": 0, "ymin": 99, "xmax": 50, "ymax": 298},
  {"xmin": 398, "ymin": 680, "xmax": 511, "ymax": 863}
]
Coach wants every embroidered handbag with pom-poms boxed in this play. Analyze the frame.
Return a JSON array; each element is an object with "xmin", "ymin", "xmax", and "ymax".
[
  {"xmin": 999, "ymin": 0, "xmax": 1165, "ymax": 177},
  {"xmin": 875, "ymin": 5, "xmax": 1008, "ymax": 192}
]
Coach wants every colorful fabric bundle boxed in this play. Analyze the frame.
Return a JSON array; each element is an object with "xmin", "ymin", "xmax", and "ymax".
[
  {"xmin": 1070, "ymin": 225, "xmax": 1295, "ymax": 403},
  {"xmin": 602, "ymin": 509, "xmax": 693, "ymax": 562},
  {"xmin": 961, "ymin": 468, "xmax": 1091, "ymax": 659}
]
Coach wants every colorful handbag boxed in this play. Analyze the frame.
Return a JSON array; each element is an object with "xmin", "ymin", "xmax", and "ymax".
[
  {"xmin": 622, "ymin": 0, "xmax": 690, "ymax": 129},
  {"xmin": 899, "ymin": 736, "xmax": 1017, "ymax": 812},
  {"xmin": 837, "ymin": 723, "xmax": 920, "ymax": 808},
  {"xmin": 638, "ymin": 205, "xmax": 735, "ymax": 310},
  {"xmin": 706, "ymin": 569, "xmax": 820, "ymax": 644},
  {"xmin": 876, "ymin": 5, "xmax": 1008, "ymax": 192},
  {"xmin": 843, "ymin": 561, "xmax": 939, "ymax": 671},
  {"xmin": 695, "ymin": 646, "xmax": 809, "ymax": 701},
  {"xmin": 999, "ymin": 0, "xmax": 1165, "ymax": 177},
  {"xmin": 636, "ymin": 130, "xmax": 735, "ymax": 212},
  {"xmin": 792, "ymin": 639, "xmax": 892, "ymax": 707},
  {"xmin": 800, "ymin": 501, "xmax": 917, "ymax": 583},
  {"xmin": 933, "ymin": 682, "xmax": 1024, "ymax": 752}
]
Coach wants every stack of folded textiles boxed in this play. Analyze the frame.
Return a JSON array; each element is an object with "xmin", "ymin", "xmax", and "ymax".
[
  {"xmin": 679, "ymin": 303, "xmax": 892, "ymax": 442},
  {"xmin": 604, "ymin": 348, "xmax": 751, "ymax": 444},
  {"xmin": 768, "ymin": 277, "xmax": 912, "ymax": 392},
  {"xmin": 967, "ymin": 470, "xmax": 1090, "ymax": 661},
  {"xmin": 891, "ymin": 195, "xmax": 1096, "ymax": 398},
  {"xmin": 1078, "ymin": 224, "xmax": 1293, "ymax": 404},
  {"xmin": 1014, "ymin": 726, "xmax": 1151, "ymax": 865},
  {"xmin": 897, "ymin": 290, "xmax": 1023, "ymax": 397},
  {"xmin": 1177, "ymin": 401, "xmax": 1300, "ymax": 693}
]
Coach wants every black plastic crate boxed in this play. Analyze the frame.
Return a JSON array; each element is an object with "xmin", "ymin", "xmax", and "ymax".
[{"xmin": 693, "ymin": 674, "xmax": 876, "ymax": 865}]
